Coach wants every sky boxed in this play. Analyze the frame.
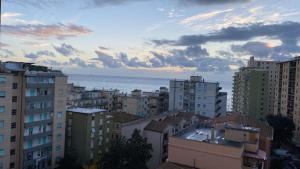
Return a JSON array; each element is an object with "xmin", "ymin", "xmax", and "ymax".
[{"xmin": 1, "ymin": 0, "xmax": 300, "ymax": 81}]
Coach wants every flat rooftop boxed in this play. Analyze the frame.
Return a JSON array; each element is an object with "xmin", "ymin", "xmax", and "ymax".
[
  {"xmin": 178, "ymin": 128, "xmax": 242, "ymax": 148},
  {"xmin": 67, "ymin": 108, "xmax": 107, "ymax": 114}
]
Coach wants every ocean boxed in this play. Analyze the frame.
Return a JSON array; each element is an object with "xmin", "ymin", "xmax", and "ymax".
[{"xmin": 68, "ymin": 74, "xmax": 233, "ymax": 108}]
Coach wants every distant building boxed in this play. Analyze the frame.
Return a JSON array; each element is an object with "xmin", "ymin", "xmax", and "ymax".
[
  {"xmin": 67, "ymin": 84, "xmax": 123, "ymax": 112},
  {"xmin": 144, "ymin": 112, "xmax": 209, "ymax": 169},
  {"xmin": 158, "ymin": 113, "xmax": 273, "ymax": 169},
  {"xmin": 274, "ymin": 56, "xmax": 300, "ymax": 145},
  {"xmin": 0, "ymin": 62, "xmax": 67, "ymax": 169},
  {"xmin": 111, "ymin": 112, "xmax": 147, "ymax": 139},
  {"xmin": 247, "ymin": 56, "xmax": 279, "ymax": 115},
  {"xmin": 169, "ymin": 76, "xmax": 226, "ymax": 118},
  {"xmin": 65, "ymin": 108, "xmax": 113, "ymax": 165},
  {"xmin": 232, "ymin": 67, "xmax": 269, "ymax": 120},
  {"xmin": 122, "ymin": 88, "xmax": 169, "ymax": 117}
]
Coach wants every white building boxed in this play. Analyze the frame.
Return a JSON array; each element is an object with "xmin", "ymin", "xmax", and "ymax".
[{"xmin": 169, "ymin": 76, "xmax": 227, "ymax": 118}]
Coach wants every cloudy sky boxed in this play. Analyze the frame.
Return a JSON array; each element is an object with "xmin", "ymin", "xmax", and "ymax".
[{"xmin": 1, "ymin": 0, "xmax": 300, "ymax": 79}]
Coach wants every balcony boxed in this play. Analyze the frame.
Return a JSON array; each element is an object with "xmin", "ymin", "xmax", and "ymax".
[
  {"xmin": 24, "ymin": 130, "xmax": 52, "ymax": 141},
  {"xmin": 24, "ymin": 119, "xmax": 52, "ymax": 128}
]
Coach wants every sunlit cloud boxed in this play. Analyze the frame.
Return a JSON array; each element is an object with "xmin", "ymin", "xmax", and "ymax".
[
  {"xmin": 181, "ymin": 9, "xmax": 233, "ymax": 25},
  {"xmin": 2, "ymin": 23, "xmax": 92, "ymax": 40}
]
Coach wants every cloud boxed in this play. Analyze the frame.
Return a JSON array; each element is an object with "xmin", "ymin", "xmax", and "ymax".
[
  {"xmin": 231, "ymin": 41, "xmax": 300, "ymax": 61},
  {"xmin": 6, "ymin": 0, "xmax": 60, "ymax": 8},
  {"xmin": 152, "ymin": 21, "xmax": 300, "ymax": 46},
  {"xmin": 0, "ymin": 42, "xmax": 10, "ymax": 48},
  {"xmin": 69, "ymin": 57, "xmax": 96, "ymax": 68},
  {"xmin": 177, "ymin": 0, "xmax": 250, "ymax": 5},
  {"xmin": 92, "ymin": 45, "xmax": 242, "ymax": 71},
  {"xmin": 148, "ymin": 45, "xmax": 242, "ymax": 71},
  {"xmin": 0, "ymin": 48, "xmax": 15, "ymax": 58},
  {"xmin": 118, "ymin": 53, "xmax": 150, "ymax": 67},
  {"xmin": 53, "ymin": 43, "xmax": 80, "ymax": 56},
  {"xmin": 1, "ymin": 12, "xmax": 22, "ymax": 20},
  {"xmin": 93, "ymin": 50, "xmax": 122, "ymax": 68},
  {"xmin": 98, "ymin": 46, "xmax": 110, "ymax": 50},
  {"xmin": 181, "ymin": 9, "xmax": 233, "ymax": 25},
  {"xmin": 2, "ymin": 23, "xmax": 92, "ymax": 40},
  {"xmin": 24, "ymin": 50, "xmax": 55, "ymax": 59}
]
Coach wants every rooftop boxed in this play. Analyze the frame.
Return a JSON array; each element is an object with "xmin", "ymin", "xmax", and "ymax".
[
  {"xmin": 67, "ymin": 108, "xmax": 107, "ymax": 114},
  {"xmin": 112, "ymin": 112, "xmax": 141, "ymax": 123},
  {"xmin": 177, "ymin": 127, "xmax": 242, "ymax": 148}
]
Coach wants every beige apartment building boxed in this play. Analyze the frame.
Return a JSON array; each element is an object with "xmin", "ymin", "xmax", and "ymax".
[
  {"xmin": 274, "ymin": 56, "xmax": 300, "ymax": 145},
  {"xmin": 248, "ymin": 56, "xmax": 279, "ymax": 115},
  {"xmin": 159, "ymin": 113, "xmax": 273, "ymax": 169},
  {"xmin": 0, "ymin": 62, "xmax": 67, "ymax": 169},
  {"xmin": 122, "ymin": 89, "xmax": 168, "ymax": 117}
]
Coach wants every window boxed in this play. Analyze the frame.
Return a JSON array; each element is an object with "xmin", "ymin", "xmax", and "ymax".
[
  {"xmin": 0, "ymin": 135, "xmax": 4, "ymax": 143},
  {"xmin": 56, "ymin": 145, "xmax": 61, "ymax": 152},
  {"xmin": 11, "ymin": 109, "xmax": 16, "ymax": 116},
  {"xmin": 12, "ymin": 83, "xmax": 18, "ymax": 89},
  {"xmin": 11, "ymin": 122, "xmax": 16, "ymax": 129},
  {"xmin": 0, "ymin": 149, "xmax": 5, "ymax": 156},
  {"xmin": 0, "ymin": 76, "xmax": 6, "ymax": 84},
  {"xmin": 10, "ymin": 136, "xmax": 16, "ymax": 142},
  {"xmin": 10, "ymin": 149, "xmax": 15, "ymax": 156},
  {"xmin": 0, "ymin": 92, "xmax": 5, "ymax": 98},
  {"xmin": 0, "ymin": 162, "xmax": 3, "ymax": 169},
  {"xmin": 12, "ymin": 96, "xmax": 17, "ymax": 102},
  {"xmin": 57, "ymin": 134, "xmax": 62, "ymax": 141},
  {"xmin": 0, "ymin": 121, "xmax": 4, "ymax": 128},
  {"xmin": 0, "ymin": 106, "xmax": 5, "ymax": 113},
  {"xmin": 57, "ymin": 112, "xmax": 63, "ymax": 119},
  {"xmin": 9, "ymin": 162, "xmax": 15, "ymax": 169},
  {"xmin": 57, "ymin": 123, "xmax": 62, "ymax": 129}
]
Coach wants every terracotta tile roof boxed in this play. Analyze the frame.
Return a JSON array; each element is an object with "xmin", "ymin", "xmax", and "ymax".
[
  {"xmin": 144, "ymin": 112, "xmax": 199, "ymax": 133},
  {"xmin": 157, "ymin": 162, "xmax": 196, "ymax": 169},
  {"xmin": 111, "ymin": 112, "xmax": 141, "ymax": 123}
]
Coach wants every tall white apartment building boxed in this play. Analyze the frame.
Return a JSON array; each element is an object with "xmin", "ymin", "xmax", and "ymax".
[{"xmin": 169, "ymin": 76, "xmax": 227, "ymax": 118}]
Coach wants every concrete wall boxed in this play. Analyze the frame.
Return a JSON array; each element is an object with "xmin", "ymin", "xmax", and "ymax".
[
  {"xmin": 168, "ymin": 137, "xmax": 243, "ymax": 169},
  {"xmin": 144, "ymin": 130, "xmax": 163, "ymax": 169},
  {"xmin": 52, "ymin": 76, "xmax": 67, "ymax": 168}
]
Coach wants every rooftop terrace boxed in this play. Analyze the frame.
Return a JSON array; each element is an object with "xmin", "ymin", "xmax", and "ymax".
[{"xmin": 178, "ymin": 127, "xmax": 242, "ymax": 148}]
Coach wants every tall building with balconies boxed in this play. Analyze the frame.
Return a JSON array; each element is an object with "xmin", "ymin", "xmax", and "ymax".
[
  {"xmin": 0, "ymin": 62, "xmax": 67, "ymax": 169},
  {"xmin": 232, "ymin": 67, "xmax": 269, "ymax": 120},
  {"xmin": 247, "ymin": 56, "xmax": 279, "ymax": 115},
  {"xmin": 169, "ymin": 76, "xmax": 226, "ymax": 118},
  {"xmin": 274, "ymin": 56, "xmax": 300, "ymax": 145}
]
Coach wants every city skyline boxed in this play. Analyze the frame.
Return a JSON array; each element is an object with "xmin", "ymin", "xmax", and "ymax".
[{"xmin": 1, "ymin": 0, "xmax": 300, "ymax": 79}]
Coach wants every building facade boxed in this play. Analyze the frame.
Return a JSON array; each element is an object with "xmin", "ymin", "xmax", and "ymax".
[
  {"xmin": 247, "ymin": 56, "xmax": 279, "ymax": 115},
  {"xmin": 169, "ymin": 76, "xmax": 226, "ymax": 118},
  {"xmin": 232, "ymin": 67, "xmax": 269, "ymax": 120},
  {"xmin": 65, "ymin": 108, "xmax": 112, "ymax": 165},
  {"xmin": 0, "ymin": 62, "xmax": 67, "ymax": 169},
  {"xmin": 274, "ymin": 56, "xmax": 300, "ymax": 145},
  {"xmin": 122, "ymin": 88, "xmax": 169, "ymax": 117},
  {"xmin": 67, "ymin": 84, "xmax": 123, "ymax": 112}
]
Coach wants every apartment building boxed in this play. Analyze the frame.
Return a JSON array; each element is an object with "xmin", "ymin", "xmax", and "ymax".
[
  {"xmin": 144, "ymin": 112, "xmax": 209, "ymax": 169},
  {"xmin": 274, "ymin": 56, "xmax": 300, "ymax": 145},
  {"xmin": 169, "ymin": 76, "xmax": 226, "ymax": 118},
  {"xmin": 65, "ymin": 108, "xmax": 112, "ymax": 165},
  {"xmin": 232, "ymin": 67, "xmax": 269, "ymax": 120},
  {"xmin": 67, "ymin": 84, "xmax": 123, "ymax": 112},
  {"xmin": 122, "ymin": 88, "xmax": 169, "ymax": 117},
  {"xmin": 0, "ymin": 62, "xmax": 67, "ymax": 169},
  {"xmin": 158, "ymin": 113, "xmax": 273, "ymax": 169},
  {"xmin": 247, "ymin": 56, "xmax": 279, "ymax": 115}
]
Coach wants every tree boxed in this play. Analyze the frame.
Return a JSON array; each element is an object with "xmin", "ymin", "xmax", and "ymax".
[
  {"xmin": 126, "ymin": 130, "xmax": 153, "ymax": 169},
  {"xmin": 57, "ymin": 152, "xmax": 83, "ymax": 169},
  {"xmin": 266, "ymin": 114, "xmax": 295, "ymax": 147},
  {"xmin": 98, "ymin": 129, "xmax": 153, "ymax": 169}
]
